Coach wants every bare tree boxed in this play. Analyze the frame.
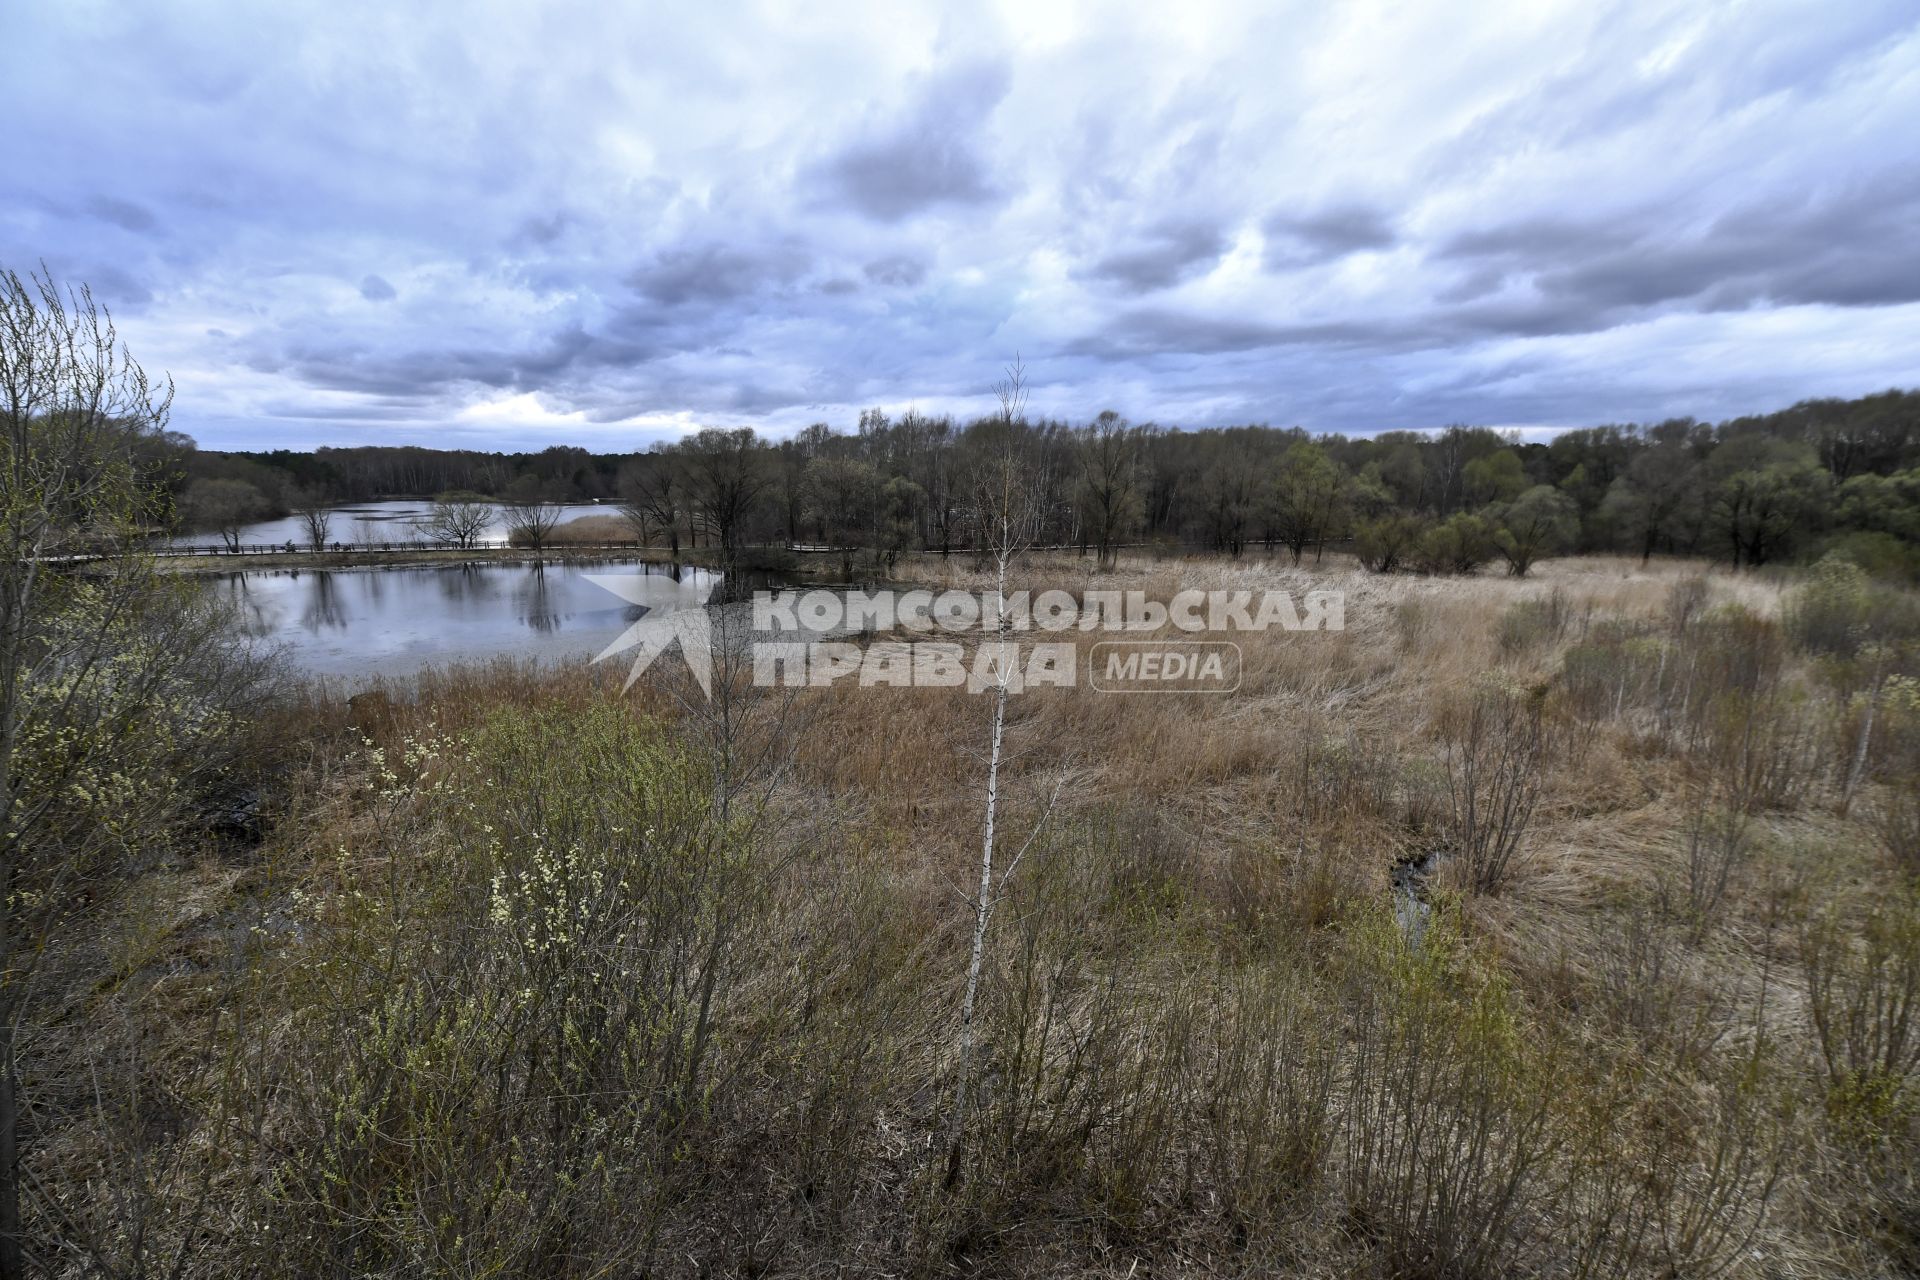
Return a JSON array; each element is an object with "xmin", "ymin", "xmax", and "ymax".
[
  {"xmin": 620, "ymin": 454, "xmax": 686, "ymax": 560},
  {"xmin": 922, "ymin": 418, "xmax": 961, "ymax": 557},
  {"xmin": 291, "ymin": 489, "xmax": 333, "ymax": 551},
  {"xmin": 804, "ymin": 456, "xmax": 878, "ymax": 580},
  {"xmin": 682, "ymin": 428, "xmax": 769, "ymax": 578},
  {"xmin": 422, "ymin": 491, "xmax": 494, "ymax": 550},
  {"xmin": 1074, "ymin": 410, "xmax": 1142, "ymax": 570},
  {"xmin": 502, "ymin": 478, "xmax": 564, "ymax": 552},
  {"xmin": 1199, "ymin": 456, "xmax": 1260, "ymax": 557}
]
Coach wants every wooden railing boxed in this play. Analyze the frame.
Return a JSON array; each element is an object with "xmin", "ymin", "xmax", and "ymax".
[
  {"xmin": 43, "ymin": 537, "xmax": 1250, "ymax": 565},
  {"xmin": 149, "ymin": 540, "xmax": 645, "ymax": 557}
]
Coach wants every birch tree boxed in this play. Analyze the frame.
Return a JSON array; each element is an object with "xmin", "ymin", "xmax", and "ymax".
[{"xmin": 946, "ymin": 357, "xmax": 1058, "ymax": 1187}]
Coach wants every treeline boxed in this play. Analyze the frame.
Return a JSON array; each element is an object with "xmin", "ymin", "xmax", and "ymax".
[{"xmin": 180, "ymin": 388, "xmax": 1920, "ymax": 575}]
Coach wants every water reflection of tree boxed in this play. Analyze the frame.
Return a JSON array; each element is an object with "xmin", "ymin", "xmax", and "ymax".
[
  {"xmin": 438, "ymin": 563, "xmax": 499, "ymax": 605},
  {"xmin": 300, "ymin": 572, "xmax": 348, "ymax": 632},
  {"xmin": 516, "ymin": 563, "xmax": 561, "ymax": 633},
  {"xmin": 217, "ymin": 572, "xmax": 275, "ymax": 638}
]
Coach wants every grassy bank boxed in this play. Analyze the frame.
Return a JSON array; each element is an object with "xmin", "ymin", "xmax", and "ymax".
[{"xmin": 27, "ymin": 551, "xmax": 1920, "ymax": 1277}]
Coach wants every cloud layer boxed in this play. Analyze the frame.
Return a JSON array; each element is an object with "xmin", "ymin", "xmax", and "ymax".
[{"xmin": 4, "ymin": 0, "xmax": 1918, "ymax": 448}]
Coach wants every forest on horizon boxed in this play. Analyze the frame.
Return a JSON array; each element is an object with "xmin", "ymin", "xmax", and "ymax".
[{"xmin": 168, "ymin": 387, "xmax": 1920, "ymax": 575}]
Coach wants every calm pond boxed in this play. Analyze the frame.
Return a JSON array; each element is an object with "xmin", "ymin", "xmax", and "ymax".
[
  {"xmin": 210, "ymin": 559, "xmax": 719, "ymax": 682},
  {"xmin": 171, "ymin": 498, "xmax": 617, "ymax": 550}
]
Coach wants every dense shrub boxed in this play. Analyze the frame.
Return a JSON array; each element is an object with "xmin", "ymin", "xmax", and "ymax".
[
  {"xmin": 1355, "ymin": 513, "xmax": 1427, "ymax": 573},
  {"xmin": 1413, "ymin": 513, "xmax": 1499, "ymax": 575},
  {"xmin": 1819, "ymin": 530, "xmax": 1920, "ymax": 586},
  {"xmin": 1788, "ymin": 554, "xmax": 1878, "ymax": 657},
  {"xmin": 1339, "ymin": 908, "xmax": 1559, "ymax": 1276},
  {"xmin": 1787, "ymin": 552, "xmax": 1920, "ymax": 660},
  {"xmin": 1802, "ymin": 891, "xmax": 1920, "ymax": 1141},
  {"xmin": 246, "ymin": 706, "xmax": 924, "ymax": 1276}
]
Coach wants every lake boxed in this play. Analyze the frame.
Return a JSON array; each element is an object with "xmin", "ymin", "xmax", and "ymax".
[
  {"xmin": 172, "ymin": 498, "xmax": 620, "ymax": 550},
  {"xmin": 209, "ymin": 558, "xmax": 720, "ymax": 681}
]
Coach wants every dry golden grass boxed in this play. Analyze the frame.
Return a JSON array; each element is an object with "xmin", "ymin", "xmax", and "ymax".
[
  {"xmin": 39, "ymin": 547, "xmax": 1920, "ymax": 1278},
  {"xmin": 545, "ymin": 512, "xmax": 638, "ymax": 543},
  {"xmin": 742, "ymin": 550, "xmax": 1915, "ymax": 1272},
  {"xmin": 781, "ymin": 552, "xmax": 1834, "ymax": 934}
]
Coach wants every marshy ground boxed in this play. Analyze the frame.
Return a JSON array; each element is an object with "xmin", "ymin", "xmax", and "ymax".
[{"xmin": 32, "ymin": 549, "xmax": 1920, "ymax": 1278}]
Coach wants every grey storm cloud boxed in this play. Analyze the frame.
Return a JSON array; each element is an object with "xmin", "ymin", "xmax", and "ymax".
[
  {"xmin": 1439, "ymin": 217, "xmax": 1639, "ymax": 263},
  {"xmin": 1440, "ymin": 169, "xmax": 1920, "ymax": 324},
  {"xmin": 87, "ymin": 196, "xmax": 158, "ymax": 233},
  {"xmin": 1262, "ymin": 204, "xmax": 1397, "ymax": 268},
  {"xmin": 627, "ymin": 242, "xmax": 812, "ymax": 307},
  {"xmin": 863, "ymin": 255, "xmax": 927, "ymax": 287},
  {"xmin": 806, "ymin": 62, "xmax": 1013, "ymax": 222},
  {"xmin": 515, "ymin": 211, "xmax": 573, "ymax": 247},
  {"xmin": 277, "ymin": 342, "xmax": 517, "ymax": 397},
  {"xmin": 1083, "ymin": 222, "xmax": 1229, "ymax": 292},
  {"xmin": 1064, "ymin": 308, "xmax": 1400, "ymax": 361},
  {"xmin": 2, "ymin": 2, "xmax": 1917, "ymax": 447}
]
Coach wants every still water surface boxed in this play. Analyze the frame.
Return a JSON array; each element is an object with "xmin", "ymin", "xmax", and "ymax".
[
  {"xmin": 173, "ymin": 498, "xmax": 617, "ymax": 548},
  {"xmin": 210, "ymin": 559, "xmax": 718, "ymax": 681}
]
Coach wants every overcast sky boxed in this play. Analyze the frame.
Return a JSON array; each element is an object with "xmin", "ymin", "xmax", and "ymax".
[{"xmin": 6, "ymin": 1, "xmax": 1919, "ymax": 451}]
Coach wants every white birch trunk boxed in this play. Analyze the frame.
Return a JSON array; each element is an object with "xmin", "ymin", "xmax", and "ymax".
[{"xmin": 948, "ymin": 531, "xmax": 1013, "ymax": 1182}]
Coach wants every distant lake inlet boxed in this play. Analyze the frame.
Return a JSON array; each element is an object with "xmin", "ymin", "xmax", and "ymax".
[{"xmin": 210, "ymin": 558, "xmax": 719, "ymax": 681}]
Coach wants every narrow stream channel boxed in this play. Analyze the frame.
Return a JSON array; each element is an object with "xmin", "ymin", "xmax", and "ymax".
[{"xmin": 1391, "ymin": 849, "xmax": 1441, "ymax": 945}]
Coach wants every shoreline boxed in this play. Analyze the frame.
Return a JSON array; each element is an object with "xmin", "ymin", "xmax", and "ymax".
[{"xmin": 151, "ymin": 544, "xmax": 714, "ymax": 575}]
